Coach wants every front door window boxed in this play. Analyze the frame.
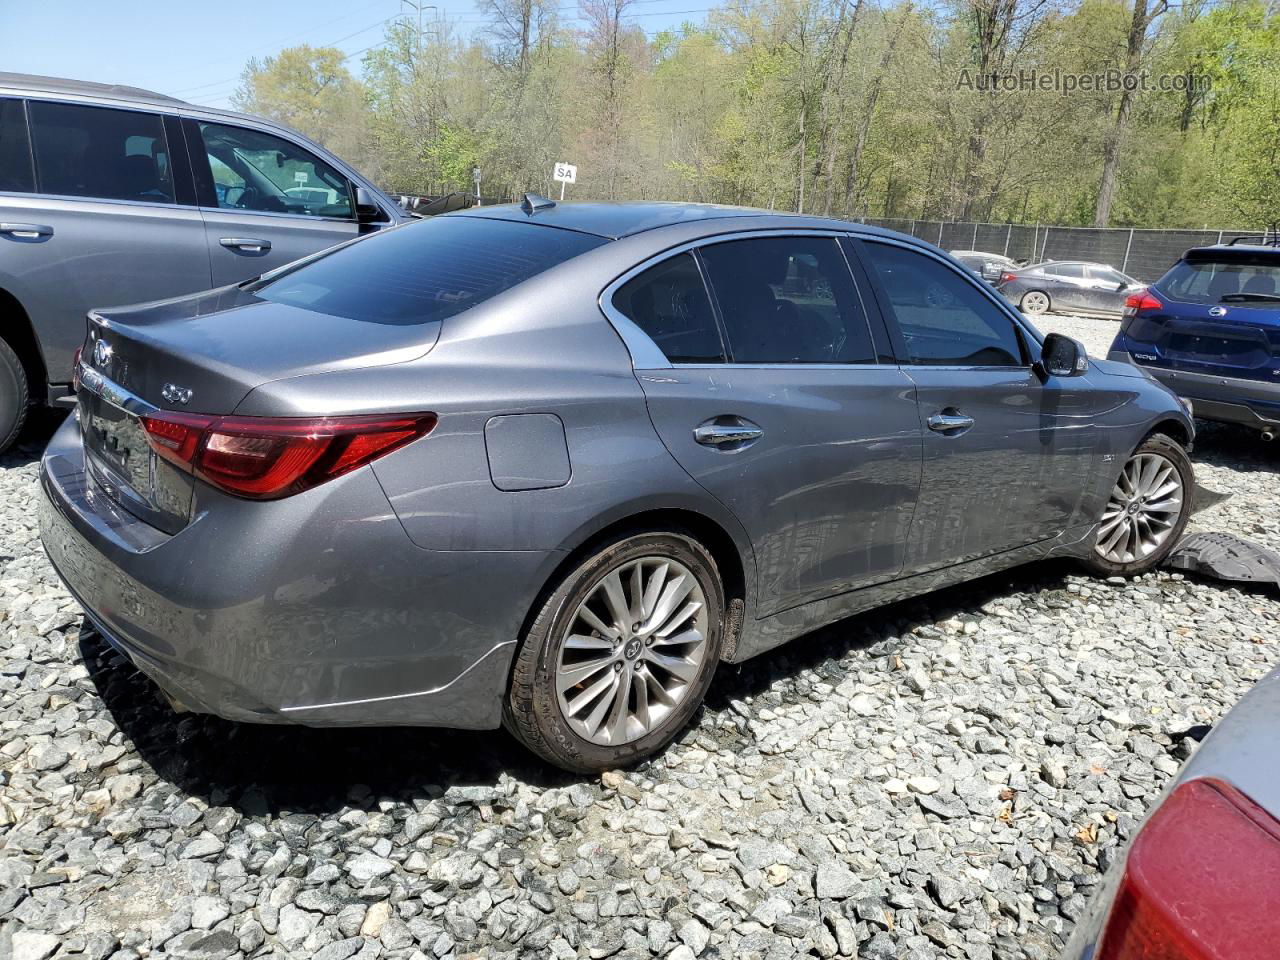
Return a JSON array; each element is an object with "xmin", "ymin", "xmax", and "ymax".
[{"xmin": 197, "ymin": 121, "xmax": 353, "ymax": 219}]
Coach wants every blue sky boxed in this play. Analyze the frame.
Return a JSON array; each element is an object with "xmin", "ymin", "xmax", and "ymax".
[{"xmin": 0, "ymin": 0, "xmax": 713, "ymax": 110}]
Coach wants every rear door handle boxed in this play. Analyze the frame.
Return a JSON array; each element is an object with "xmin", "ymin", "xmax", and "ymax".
[
  {"xmin": 927, "ymin": 411, "xmax": 975, "ymax": 434},
  {"xmin": 694, "ymin": 417, "xmax": 763, "ymax": 449},
  {"xmin": 0, "ymin": 222, "xmax": 53, "ymax": 239},
  {"xmin": 219, "ymin": 237, "xmax": 272, "ymax": 253}
]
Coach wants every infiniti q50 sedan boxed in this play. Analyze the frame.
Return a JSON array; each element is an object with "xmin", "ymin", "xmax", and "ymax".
[{"xmin": 39, "ymin": 200, "xmax": 1195, "ymax": 771}]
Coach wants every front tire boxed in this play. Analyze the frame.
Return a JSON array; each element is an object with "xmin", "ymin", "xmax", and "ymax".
[
  {"xmin": 0, "ymin": 338, "xmax": 29, "ymax": 455},
  {"xmin": 1081, "ymin": 433, "xmax": 1192, "ymax": 577},
  {"xmin": 506, "ymin": 532, "xmax": 724, "ymax": 772}
]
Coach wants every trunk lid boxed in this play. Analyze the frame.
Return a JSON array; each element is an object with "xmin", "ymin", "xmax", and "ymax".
[
  {"xmin": 78, "ymin": 285, "xmax": 441, "ymax": 533},
  {"xmin": 86, "ymin": 285, "xmax": 441, "ymax": 413}
]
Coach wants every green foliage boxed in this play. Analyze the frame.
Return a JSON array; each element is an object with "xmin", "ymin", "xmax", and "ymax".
[{"xmin": 230, "ymin": 0, "xmax": 1280, "ymax": 228}]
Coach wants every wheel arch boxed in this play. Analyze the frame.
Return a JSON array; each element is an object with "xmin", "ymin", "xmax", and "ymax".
[
  {"xmin": 516, "ymin": 503, "xmax": 753, "ymax": 672},
  {"xmin": 0, "ymin": 286, "xmax": 46, "ymax": 401},
  {"xmin": 1145, "ymin": 416, "xmax": 1193, "ymax": 450}
]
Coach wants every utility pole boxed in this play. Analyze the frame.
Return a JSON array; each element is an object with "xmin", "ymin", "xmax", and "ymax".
[{"xmin": 400, "ymin": 0, "xmax": 437, "ymax": 59}]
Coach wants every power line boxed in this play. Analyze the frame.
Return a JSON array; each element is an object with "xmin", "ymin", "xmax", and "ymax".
[{"xmin": 168, "ymin": 0, "xmax": 392, "ymax": 90}]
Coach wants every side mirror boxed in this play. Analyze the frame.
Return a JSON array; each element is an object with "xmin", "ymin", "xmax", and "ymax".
[
  {"xmin": 1040, "ymin": 332, "xmax": 1088, "ymax": 378},
  {"xmin": 354, "ymin": 185, "xmax": 384, "ymax": 224}
]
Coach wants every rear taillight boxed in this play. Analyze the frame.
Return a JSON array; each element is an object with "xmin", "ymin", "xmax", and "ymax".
[
  {"xmin": 1096, "ymin": 778, "xmax": 1280, "ymax": 960},
  {"xmin": 140, "ymin": 411, "xmax": 436, "ymax": 500},
  {"xmin": 999, "ymin": 272, "xmax": 1018, "ymax": 285},
  {"xmin": 72, "ymin": 347, "xmax": 82, "ymax": 393},
  {"xmin": 1123, "ymin": 290, "xmax": 1163, "ymax": 318}
]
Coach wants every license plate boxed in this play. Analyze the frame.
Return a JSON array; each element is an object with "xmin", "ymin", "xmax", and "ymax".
[{"xmin": 80, "ymin": 390, "xmax": 153, "ymax": 497}]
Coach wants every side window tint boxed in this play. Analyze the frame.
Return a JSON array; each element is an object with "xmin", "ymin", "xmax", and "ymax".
[
  {"xmin": 28, "ymin": 101, "xmax": 173, "ymax": 203},
  {"xmin": 699, "ymin": 236, "xmax": 876, "ymax": 364},
  {"xmin": 198, "ymin": 122, "xmax": 353, "ymax": 219},
  {"xmin": 0, "ymin": 99, "xmax": 34, "ymax": 193},
  {"xmin": 862, "ymin": 242, "xmax": 1025, "ymax": 367},
  {"xmin": 612, "ymin": 253, "xmax": 724, "ymax": 363},
  {"xmin": 1054, "ymin": 263, "xmax": 1085, "ymax": 278}
]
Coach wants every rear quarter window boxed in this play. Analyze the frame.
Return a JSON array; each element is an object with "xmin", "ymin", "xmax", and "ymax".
[{"xmin": 254, "ymin": 216, "xmax": 607, "ymax": 325}]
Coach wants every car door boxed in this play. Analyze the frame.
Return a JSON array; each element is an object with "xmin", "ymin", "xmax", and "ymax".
[
  {"xmin": 0, "ymin": 98, "xmax": 210, "ymax": 386},
  {"xmin": 184, "ymin": 118, "xmax": 367, "ymax": 286},
  {"xmin": 1085, "ymin": 265, "xmax": 1133, "ymax": 315},
  {"xmin": 607, "ymin": 233, "xmax": 923, "ymax": 617},
  {"xmin": 854, "ymin": 237, "xmax": 1099, "ymax": 573},
  {"xmin": 1043, "ymin": 263, "xmax": 1089, "ymax": 312}
]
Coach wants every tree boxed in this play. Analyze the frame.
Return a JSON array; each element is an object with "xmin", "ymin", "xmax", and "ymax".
[{"xmin": 1093, "ymin": 0, "xmax": 1169, "ymax": 226}]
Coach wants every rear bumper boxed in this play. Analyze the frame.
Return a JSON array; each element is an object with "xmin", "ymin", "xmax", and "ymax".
[
  {"xmin": 1108, "ymin": 351, "xmax": 1280, "ymax": 430},
  {"xmin": 38, "ymin": 413, "xmax": 551, "ymax": 728}
]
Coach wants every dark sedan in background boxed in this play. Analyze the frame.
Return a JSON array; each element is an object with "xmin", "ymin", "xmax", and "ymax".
[{"xmin": 997, "ymin": 261, "xmax": 1143, "ymax": 318}]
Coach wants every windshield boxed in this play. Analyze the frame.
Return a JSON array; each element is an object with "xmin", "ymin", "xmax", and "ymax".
[
  {"xmin": 1159, "ymin": 259, "xmax": 1280, "ymax": 306},
  {"xmin": 254, "ymin": 216, "xmax": 607, "ymax": 325}
]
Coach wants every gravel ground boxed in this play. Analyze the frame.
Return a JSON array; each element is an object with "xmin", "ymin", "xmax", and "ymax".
[
  {"xmin": 3, "ymin": 336, "xmax": 1278, "ymax": 960},
  {"xmin": 1028, "ymin": 312, "xmax": 1121, "ymax": 361}
]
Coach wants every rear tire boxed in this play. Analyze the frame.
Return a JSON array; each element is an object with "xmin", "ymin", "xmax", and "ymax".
[
  {"xmin": 1080, "ymin": 433, "xmax": 1193, "ymax": 578},
  {"xmin": 0, "ymin": 338, "xmax": 29, "ymax": 455},
  {"xmin": 506, "ymin": 531, "xmax": 724, "ymax": 772},
  {"xmin": 1020, "ymin": 290, "xmax": 1051, "ymax": 316}
]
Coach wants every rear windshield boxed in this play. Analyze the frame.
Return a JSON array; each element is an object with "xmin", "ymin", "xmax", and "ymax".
[
  {"xmin": 254, "ymin": 216, "xmax": 607, "ymax": 324},
  {"xmin": 1159, "ymin": 258, "xmax": 1280, "ymax": 306}
]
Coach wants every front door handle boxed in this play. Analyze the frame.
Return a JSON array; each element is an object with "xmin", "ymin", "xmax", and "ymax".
[
  {"xmin": 694, "ymin": 417, "xmax": 763, "ymax": 449},
  {"xmin": 927, "ymin": 410, "xmax": 975, "ymax": 434},
  {"xmin": 0, "ymin": 222, "xmax": 53, "ymax": 239},
  {"xmin": 219, "ymin": 237, "xmax": 272, "ymax": 253}
]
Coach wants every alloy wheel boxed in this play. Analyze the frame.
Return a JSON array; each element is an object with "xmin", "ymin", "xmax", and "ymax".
[
  {"xmin": 554, "ymin": 556, "xmax": 709, "ymax": 746},
  {"xmin": 1021, "ymin": 291, "xmax": 1049, "ymax": 314},
  {"xmin": 1095, "ymin": 452, "xmax": 1185, "ymax": 564}
]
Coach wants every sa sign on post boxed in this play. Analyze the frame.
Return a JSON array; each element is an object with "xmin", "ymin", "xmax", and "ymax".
[{"xmin": 553, "ymin": 162, "xmax": 577, "ymax": 200}]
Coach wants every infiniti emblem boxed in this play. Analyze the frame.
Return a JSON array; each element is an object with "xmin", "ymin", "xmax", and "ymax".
[
  {"xmin": 162, "ymin": 383, "xmax": 193, "ymax": 405},
  {"xmin": 93, "ymin": 339, "xmax": 113, "ymax": 367},
  {"xmin": 1209, "ymin": 306, "xmax": 1227, "ymax": 317}
]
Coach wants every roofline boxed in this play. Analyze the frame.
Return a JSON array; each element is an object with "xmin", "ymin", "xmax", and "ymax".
[
  {"xmin": 0, "ymin": 71, "xmax": 301, "ymax": 131},
  {"xmin": 0, "ymin": 72, "xmax": 190, "ymax": 109},
  {"xmin": 450, "ymin": 203, "xmax": 899, "ymax": 241}
]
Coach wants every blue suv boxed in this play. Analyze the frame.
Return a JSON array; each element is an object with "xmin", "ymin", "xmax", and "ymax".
[{"xmin": 1108, "ymin": 238, "xmax": 1280, "ymax": 439}]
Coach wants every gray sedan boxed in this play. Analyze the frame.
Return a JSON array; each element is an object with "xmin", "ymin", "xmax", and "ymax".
[
  {"xmin": 996, "ymin": 260, "xmax": 1143, "ymax": 317},
  {"xmin": 40, "ymin": 201, "xmax": 1194, "ymax": 771}
]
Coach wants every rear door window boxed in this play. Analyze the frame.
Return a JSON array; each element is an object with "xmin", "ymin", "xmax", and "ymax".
[
  {"xmin": 28, "ymin": 101, "xmax": 174, "ymax": 203},
  {"xmin": 0, "ymin": 99, "xmax": 34, "ymax": 193},
  {"xmin": 197, "ymin": 121, "xmax": 354, "ymax": 219},
  {"xmin": 1047, "ymin": 263, "xmax": 1085, "ymax": 279},
  {"xmin": 699, "ymin": 235, "xmax": 877, "ymax": 364},
  {"xmin": 254, "ymin": 216, "xmax": 606, "ymax": 325},
  {"xmin": 611, "ymin": 252, "xmax": 725, "ymax": 363},
  {"xmin": 861, "ymin": 241, "xmax": 1026, "ymax": 367}
]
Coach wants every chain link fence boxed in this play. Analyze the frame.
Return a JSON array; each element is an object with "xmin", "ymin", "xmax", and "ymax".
[{"xmin": 858, "ymin": 218, "xmax": 1263, "ymax": 283}]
